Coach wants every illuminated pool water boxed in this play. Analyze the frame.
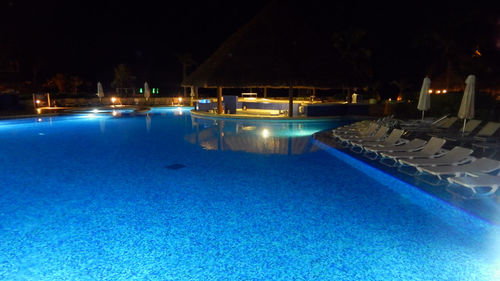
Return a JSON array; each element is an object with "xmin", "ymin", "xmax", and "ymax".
[{"xmin": 0, "ymin": 108, "xmax": 499, "ymax": 280}]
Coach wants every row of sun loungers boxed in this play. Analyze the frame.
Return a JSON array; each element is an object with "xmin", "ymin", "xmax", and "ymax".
[{"xmin": 332, "ymin": 119, "xmax": 500, "ymax": 197}]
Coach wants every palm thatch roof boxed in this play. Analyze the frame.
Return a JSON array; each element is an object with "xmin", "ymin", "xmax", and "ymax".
[{"xmin": 182, "ymin": 1, "xmax": 369, "ymax": 89}]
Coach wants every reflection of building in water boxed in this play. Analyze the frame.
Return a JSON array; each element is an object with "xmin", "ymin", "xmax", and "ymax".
[{"xmin": 186, "ymin": 117, "xmax": 320, "ymax": 155}]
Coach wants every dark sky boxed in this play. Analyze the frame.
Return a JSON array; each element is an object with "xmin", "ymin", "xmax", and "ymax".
[
  {"xmin": 2, "ymin": 0, "xmax": 500, "ymax": 93},
  {"xmin": 1, "ymin": 0, "xmax": 271, "ymax": 89}
]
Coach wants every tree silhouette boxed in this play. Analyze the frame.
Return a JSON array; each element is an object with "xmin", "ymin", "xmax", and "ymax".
[
  {"xmin": 43, "ymin": 73, "xmax": 67, "ymax": 93},
  {"xmin": 176, "ymin": 53, "xmax": 196, "ymax": 96},
  {"xmin": 111, "ymin": 64, "xmax": 135, "ymax": 95},
  {"xmin": 69, "ymin": 76, "xmax": 83, "ymax": 94}
]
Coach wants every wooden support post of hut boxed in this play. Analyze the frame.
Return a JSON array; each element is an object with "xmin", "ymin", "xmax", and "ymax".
[
  {"xmin": 288, "ymin": 85, "xmax": 293, "ymax": 117},
  {"xmin": 217, "ymin": 86, "xmax": 223, "ymax": 114}
]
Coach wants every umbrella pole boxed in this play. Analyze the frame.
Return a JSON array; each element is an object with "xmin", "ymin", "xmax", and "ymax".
[
  {"xmin": 421, "ymin": 111, "xmax": 425, "ymax": 120},
  {"xmin": 462, "ymin": 119, "xmax": 466, "ymax": 134}
]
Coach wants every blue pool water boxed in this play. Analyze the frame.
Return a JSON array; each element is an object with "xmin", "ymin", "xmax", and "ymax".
[{"xmin": 0, "ymin": 108, "xmax": 499, "ymax": 280}]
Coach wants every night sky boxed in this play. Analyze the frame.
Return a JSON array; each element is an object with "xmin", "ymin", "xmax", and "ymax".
[
  {"xmin": 2, "ymin": 1, "xmax": 500, "ymax": 94},
  {"xmin": 1, "ymin": 0, "xmax": 271, "ymax": 91}
]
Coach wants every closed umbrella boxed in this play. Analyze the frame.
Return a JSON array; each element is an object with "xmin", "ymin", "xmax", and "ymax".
[
  {"xmin": 417, "ymin": 77, "xmax": 431, "ymax": 120},
  {"xmin": 189, "ymin": 86, "xmax": 195, "ymax": 106},
  {"xmin": 458, "ymin": 74, "xmax": 476, "ymax": 133},
  {"xmin": 144, "ymin": 82, "xmax": 151, "ymax": 101},
  {"xmin": 97, "ymin": 82, "xmax": 104, "ymax": 102}
]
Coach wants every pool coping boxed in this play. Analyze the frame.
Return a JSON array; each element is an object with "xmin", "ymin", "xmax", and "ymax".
[{"xmin": 190, "ymin": 109, "xmax": 375, "ymax": 122}]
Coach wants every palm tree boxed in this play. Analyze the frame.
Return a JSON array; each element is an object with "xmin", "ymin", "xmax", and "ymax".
[
  {"xmin": 111, "ymin": 64, "xmax": 135, "ymax": 95},
  {"xmin": 69, "ymin": 76, "xmax": 83, "ymax": 94},
  {"xmin": 176, "ymin": 53, "xmax": 196, "ymax": 97},
  {"xmin": 332, "ymin": 28, "xmax": 373, "ymax": 83}
]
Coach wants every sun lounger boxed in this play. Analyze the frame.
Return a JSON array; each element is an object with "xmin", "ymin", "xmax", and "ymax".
[
  {"xmin": 400, "ymin": 116, "xmax": 455, "ymax": 131},
  {"xmin": 472, "ymin": 122, "xmax": 500, "ymax": 142},
  {"xmin": 398, "ymin": 146, "xmax": 474, "ymax": 167},
  {"xmin": 416, "ymin": 157, "xmax": 500, "ymax": 180},
  {"xmin": 332, "ymin": 120, "xmax": 371, "ymax": 134},
  {"xmin": 379, "ymin": 137, "xmax": 446, "ymax": 166},
  {"xmin": 336, "ymin": 123, "xmax": 379, "ymax": 142},
  {"xmin": 447, "ymin": 171, "xmax": 500, "ymax": 196},
  {"xmin": 363, "ymin": 138, "xmax": 426, "ymax": 160},
  {"xmin": 341, "ymin": 126, "xmax": 389, "ymax": 147},
  {"xmin": 438, "ymin": 119, "xmax": 482, "ymax": 141},
  {"xmin": 333, "ymin": 121, "xmax": 376, "ymax": 137},
  {"xmin": 351, "ymin": 128, "xmax": 405, "ymax": 153},
  {"xmin": 399, "ymin": 115, "xmax": 449, "ymax": 128}
]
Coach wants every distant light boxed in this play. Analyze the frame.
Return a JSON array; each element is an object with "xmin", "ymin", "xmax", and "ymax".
[
  {"xmin": 92, "ymin": 109, "xmax": 99, "ymax": 113},
  {"xmin": 111, "ymin": 97, "xmax": 117, "ymax": 103},
  {"xmin": 112, "ymin": 110, "xmax": 118, "ymax": 116},
  {"xmin": 35, "ymin": 99, "xmax": 41, "ymax": 104},
  {"xmin": 436, "ymin": 90, "xmax": 441, "ymax": 94},
  {"xmin": 262, "ymin": 128, "xmax": 270, "ymax": 138},
  {"xmin": 174, "ymin": 107, "xmax": 183, "ymax": 115},
  {"xmin": 442, "ymin": 89, "xmax": 447, "ymax": 93},
  {"xmin": 428, "ymin": 89, "xmax": 433, "ymax": 94},
  {"xmin": 178, "ymin": 97, "xmax": 183, "ymax": 103},
  {"xmin": 242, "ymin": 126, "xmax": 256, "ymax": 131},
  {"xmin": 139, "ymin": 88, "xmax": 143, "ymax": 94},
  {"xmin": 37, "ymin": 118, "xmax": 42, "ymax": 122},
  {"xmin": 36, "ymin": 108, "xmax": 42, "ymax": 114}
]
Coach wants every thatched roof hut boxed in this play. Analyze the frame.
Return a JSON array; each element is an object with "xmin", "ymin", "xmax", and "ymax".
[{"xmin": 182, "ymin": 1, "xmax": 369, "ymax": 90}]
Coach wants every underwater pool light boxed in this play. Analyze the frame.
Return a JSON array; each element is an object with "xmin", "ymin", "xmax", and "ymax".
[{"xmin": 262, "ymin": 128, "xmax": 270, "ymax": 138}]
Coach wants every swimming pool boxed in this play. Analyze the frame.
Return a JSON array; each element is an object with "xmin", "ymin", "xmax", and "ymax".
[{"xmin": 0, "ymin": 108, "xmax": 499, "ymax": 280}]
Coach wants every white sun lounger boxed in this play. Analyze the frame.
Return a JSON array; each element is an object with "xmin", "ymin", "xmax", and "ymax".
[
  {"xmin": 333, "ymin": 121, "xmax": 375, "ymax": 136},
  {"xmin": 341, "ymin": 126, "xmax": 389, "ymax": 147},
  {"xmin": 351, "ymin": 128, "xmax": 405, "ymax": 153},
  {"xmin": 363, "ymin": 138, "xmax": 426, "ymax": 160},
  {"xmin": 380, "ymin": 137, "xmax": 446, "ymax": 160},
  {"xmin": 473, "ymin": 122, "xmax": 500, "ymax": 142},
  {"xmin": 399, "ymin": 114, "xmax": 448, "ymax": 128},
  {"xmin": 332, "ymin": 120, "xmax": 371, "ymax": 134},
  {"xmin": 447, "ymin": 171, "xmax": 500, "ymax": 196},
  {"xmin": 336, "ymin": 123, "xmax": 379, "ymax": 142},
  {"xmin": 398, "ymin": 146, "xmax": 474, "ymax": 167},
  {"xmin": 416, "ymin": 157, "xmax": 500, "ymax": 180}
]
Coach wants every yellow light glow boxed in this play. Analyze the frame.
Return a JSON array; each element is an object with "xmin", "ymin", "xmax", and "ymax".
[
  {"xmin": 428, "ymin": 89, "xmax": 433, "ymax": 94},
  {"xmin": 436, "ymin": 90, "xmax": 441, "ymax": 94},
  {"xmin": 178, "ymin": 97, "xmax": 183, "ymax": 103},
  {"xmin": 111, "ymin": 97, "xmax": 117, "ymax": 103},
  {"xmin": 442, "ymin": 89, "xmax": 447, "ymax": 93},
  {"xmin": 36, "ymin": 108, "xmax": 42, "ymax": 114},
  {"xmin": 35, "ymin": 99, "xmax": 41, "ymax": 104},
  {"xmin": 242, "ymin": 126, "xmax": 256, "ymax": 131},
  {"xmin": 112, "ymin": 110, "xmax": 118, "ymax": 116},
  {"xmin": 262, "ymin": 128, "xmax": 270, "ymax": 138}
]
